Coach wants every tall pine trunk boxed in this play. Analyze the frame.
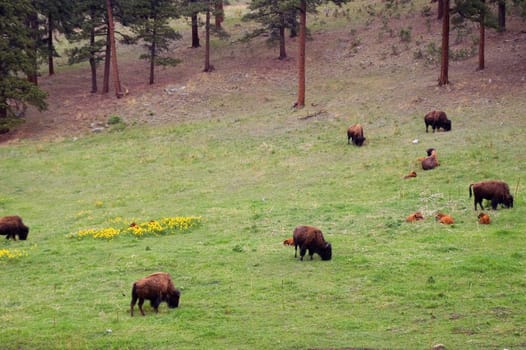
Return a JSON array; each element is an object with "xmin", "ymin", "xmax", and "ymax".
[
  {"xmin": 27, "ymin": 11, "xmax": 39, "ymax": 85},
  {"xmin": 296, "ymin": 0, "xmax": 306, "ymax": 108},
  {"xmin": 215, "ymin": 0, "xmax": 223, "ymax": 29},
  {"xmin": 149, "ymin": 17, "xmax": 157, "ymax": 84},
  {"xmin": 478, "ymin": 1, "xmax": 485, "ymax": 70},
  {"xmin": 204, "ymin": 5, "xmax": 212, "ymax": 72},
  {"xmin": 48, "ymin": 13, "xmax": 55, "ymax": 76},
  {"xmin": 439, "ymin": 0, "xmax": 449, "ymax": 86},
  {"xmin": 498, "ymin": 1, "xmax": 506, "ymax": 32},
  {"xmin": 191, "ymin": 13, "xmax": 200, "ymax": 48},
  {"xmin": 437, "ymin": 0, "xmax": 444, "ymax": 20},
  {"xmin": 103, "ymin": 29, "xmax": 111, "ymax": 94},
  {"xmin": 89, "ymin": 24, "xmax": 98, "ymax": 93},
  {"xmin": 106, "ymin": 0, "xmax": 124, "ymax": 98}
]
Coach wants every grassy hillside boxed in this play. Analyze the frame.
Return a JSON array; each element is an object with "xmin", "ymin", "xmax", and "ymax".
[{"xmin": 1, "ymin": 1, "xmax": 526, "ymax": 349}]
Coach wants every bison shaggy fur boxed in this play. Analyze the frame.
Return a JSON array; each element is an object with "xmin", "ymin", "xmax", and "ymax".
[
  {"xmin": 293, "ymin": 225, "xmax": 332, "ymax": 261},
  {"xmin": 469, "ymin": 180, "xmax": 514, "ymax": 210},
  {"xmin": 347, "ymin": 123, "xmax": 366, "ymax": 146},
  {"xmin": 130, "ymin": 272, "xmax": 181, "ymax": 316},
  {"xmin": 421, "ymin": 148, "xmax": 439, "ymax": 171},
  {"xmin": 424, "ymin": 110, "xmax": 451, "ymax": 133},
  {"xmin": 478, "ymin": 213, "xmax": 491, "ymax": 225},
  {"xmin": 0, "ymin": 215, "xmax": 29, "ymax": 240},
  {"xmin": 406, "ymin": 211, "xmax": 424, "ymax": 222}
]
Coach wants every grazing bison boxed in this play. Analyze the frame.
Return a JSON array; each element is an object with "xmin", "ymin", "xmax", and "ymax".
[
  {"xmin": 130, "ymin": 272, "xmax": 181, "ymax": 316},
  {"xmin": 478, "ymin": 213, "xmax": 491, "ymax": 225},
  {"xmin": 0, "ymin": 215, "xmax": 29, "ymax": 240},
  {"xmin": 283, "ymin": 238, "xmax": 294, "ymax": 246},
  {"xmin": 406, "ymin": 211, "xmax": 424, "ymax": 222},
  {"xmin": 424, "ymin": 110, "xmax": 451, "ymax": 133},
  {"xmin": 421, "ymin": 148, "xmax": 439, "ymax": 170},
  {"xmin": 347, "ymin": 124, "xmax": 366, "ymax": 146},
  {"xmin": 469, "ymin": 180, "xmax": 514, "ymax": 210},
  {"xmin": 435, "ymin": 213, "xmax": 454, "ymax": 225},
  {"xmin": 293, "ymin": 225, "xmax": 332, "ymax": 261}
]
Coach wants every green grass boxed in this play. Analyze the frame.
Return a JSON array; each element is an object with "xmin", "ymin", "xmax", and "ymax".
[{"xmin": 2, "ymin": 1, "xmax": 526, "ymax": 349}]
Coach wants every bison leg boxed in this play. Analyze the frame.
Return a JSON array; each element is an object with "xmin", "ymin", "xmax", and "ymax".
[
  {"xmin": 151, "ymin": 297, "xmax": 162, "ymax": 313},
  {"xmin": 138, "ymin": 298, "xmax": 146, "ymax": 316},
  {"xmin": 130, "ymin": 298, "xmax": 137, "ymax": 316},
  {"xmin": 294, "ymin": 244, "xmax": 298, "ymax": 258},
  {"xmin": 299, "ymin": 247, "xmax": 307, "ymax": 261},
  {"xmin": 491, "ymin": 198, "xmax": 499, "ymax": 210}
]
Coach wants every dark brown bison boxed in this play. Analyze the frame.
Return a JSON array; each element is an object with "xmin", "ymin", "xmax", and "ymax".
[
  {"xmin": 478, "ymin": 213, "xmax": 491, "ymax": 224},
  {"xmin": 469, "ymin": 180, "xmax": 514, "ymax": 210},
  {"xmin": 292, "ymin": 225, "xmax": 332, "ymax": 261},
  {"xmin": 0, "ymin": 215, "xmax": 29, "ymax": 240},
  {"xmin": 421, "ymin": 148, "xmax": 439, "ymax": 170},
  {"xmin": 347, "ymin": 124, "xmax": 366, "ymax": 146},
  {"xmin": 424, "ymin": 110, "xmax": 451, "ymax": 133},
  {"xmin": 130, "ymin": 272, "xmax": 181, "ymax": 316}
]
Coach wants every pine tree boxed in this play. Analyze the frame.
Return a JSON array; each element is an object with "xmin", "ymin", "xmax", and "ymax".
[{"xmin": 0, "ymin": 0, "xmax": 47, "ymax": 119}]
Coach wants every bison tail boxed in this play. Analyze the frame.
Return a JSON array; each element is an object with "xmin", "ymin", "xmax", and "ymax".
[{"xmin": 469, "ymin": 184, "xmax": 473, "ymax": 198}]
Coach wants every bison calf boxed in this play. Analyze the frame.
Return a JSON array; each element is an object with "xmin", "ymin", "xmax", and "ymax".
[
  {"xmin": 406, "ymin": 212, "xmax": 424, "ymax": 222},
  {"xmin": 424, "ymin": 110, "xmax": 451, "ymax": 133},
  {"xmin": 283, "ymin": 238, "xmax": 294, "ymax": 246},
  {"xmin": 130, "ymin": 272, "xmax": 181, "ymax": 316},
  {"xmin": 478, "ymin": 213, "xmax": 491, "ymax": 225},
  {"xmin": 293, "ymin": 225, "xmax": 332, "ymax": 261},
  {"xmin": 0, "ymin": 215, "xmax": 29, "ymax": 240},
  {"xmin": 469, "ymin": 180, "xmax": 514, "ymax": 210},
  {"xmin": 347, "ymin": 124, "xmax": 366, "ymax": 146},
  {"xmin": 436, "ymin": 213, "xmax": 454, "ymax": 225}
]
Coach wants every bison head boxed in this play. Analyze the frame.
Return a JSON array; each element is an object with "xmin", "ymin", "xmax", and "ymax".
[
  {"xmin": 319, "ymin": 243, "xmax": 332, "ymax": 261},
  {"xmin": 443, "ymin": 120, "xmax": 451, "ymax": 131},
  {"xmin": 18, "ymin": 225, "xmax": 29, "ymax": 240},
  {"xmin": 504, "ymin": 194, "xmax": 514, "ymax": 208},
  {"xmin": 166, "ymin": 289, "xmax": 181, "ymax": 308}
]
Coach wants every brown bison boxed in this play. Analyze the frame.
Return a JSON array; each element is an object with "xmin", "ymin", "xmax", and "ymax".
[
  {"xmin": 406, "ymin": 212, "xmax": 424, "ymax": 222},
  {"xmin": 478, "ymin": 213, "xmax": 491, "ymax": 225},
  {"xmin": 469, "ymin": 180, "xmax": 514, "ymax": 210},
  {"xmin": 403, "ymin": 171, "xmax": 417, "ymax": 179},
  {"xmin": 283, "ymin": 238, "xmax": 294, "ymax": 246},
  {"xmin": 0, "ymin": 215, "xmax": 29, "ymax": 240},
  {"xmin": 130, "ymin": 272, "xmax": 181, "ymax": 316},
  {"xmin": 421, "ymin": 148, "xmax": 439, "ymax": 170},
  {"xmin": 424, "ymin": 110, "xmax": 451, "ymax": 133},
  {"xmin": 436, "ymin": 213, "xmax": 454, "ymax": 225},
  {"xmin": 292, "ymin": 225, "xmax": 332, "ymax": 261},
  {"xmin": 347, "ymin": 124, "xmax": 366, "ymax": 146}
]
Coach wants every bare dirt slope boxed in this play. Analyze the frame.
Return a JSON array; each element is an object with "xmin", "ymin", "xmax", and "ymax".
[{"xmin": 1, "ymin": 4, "xmax": 525, "ymax": 144}]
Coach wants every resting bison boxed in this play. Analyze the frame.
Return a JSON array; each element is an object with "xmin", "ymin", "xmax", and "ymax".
[
  {"xmin": 347, "ymin": 124, "xmax": 366, "ymax": 146},
  {"xmin": 403, "ymin": 171, "xmax": 417, "ymax": 179},
  {"xmin": 130, "ymin": 272, "xmax": 181, "ymax": 316},
  {"xmin": 421, "ymin": 148, "xmax": 439, "ymax": 170},
  {"xmin": 478, "ymin": 213, "xmax": 491, "ymax": 225},
  {"xmin": 435, "ymin": 213, "xmax": 454, "ymax": 225},
  {"xmin": 406, "ymin": 211, "xmax": 424, "ymax": 222},
  {"xmin": 424, "ymin": 110, "xmax": 451, "ymax": 133},
  {"xmin": 0, "ymin": 215, "xmax": 29, "ymax": 240},
  {"xmin": 469, "ymin": 180, "xmax": 514, "ymax": 210},
  {"xmin": 293, "ymin": 225, "xmax": 332, "ymax": 261}
]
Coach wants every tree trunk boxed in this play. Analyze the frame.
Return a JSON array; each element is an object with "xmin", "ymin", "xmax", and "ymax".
[
  {"xmin": 48, "ymin": 13, "xmax": 55, "ymax": 76},
  {"xmin": 89, "ymin": 25, "xmax": 98, "ymax": 93},
  {"xmin": 150, "ymin": 17, "xmax": 157, "ymax": 84},
  {"xmin": 279, "ymin": 14, "xmax": 287, "ymax": 60},
  {"xmin": 106, "ymin": 0, "xmax": 124, "ymax": 98},
  {"xmin": 296, "ymin": 0, "xmax": 306, "ymax": 108},
  {"xmin": 191, "ymin": 13, "xmax": 200, "ymax": 48},
  {"xmin": 215, "ymin": 0, "xmax": 223, "ymax": 29},
  {"xmin": 103, "ymin": 29, "xmax": 111, "ymax": 94},
  {"xmin": 27, "ymin": 11, "xmax": 39, "ymax": 85},
  {"xmin": 204, "ymin": 6, "xmax": 212, "ymax": 72},
  {"xmin": 478, "ymin": 1, "xmax": 485, "ymax": 71},
  {"xmin": 439, "ymin": 0, "xmax": 449, "ymax": 86},
  {"xmin": 498, "ymin": 1, "xmax": 506, "ymax": 32},
  {"xmin": 437, "ymin": 0, "xmax": 444, "ymax": 20}
]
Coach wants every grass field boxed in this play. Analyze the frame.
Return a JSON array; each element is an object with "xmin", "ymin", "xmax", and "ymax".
[{"xmin": 2, "ymin": 1, "xmax": 526, "ymax": 349}]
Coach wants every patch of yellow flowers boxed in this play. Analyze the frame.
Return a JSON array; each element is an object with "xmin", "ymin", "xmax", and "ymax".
[
  {"xmin": 72, "ymin": 216, "xmax": 202, "ymax": 240},
  {"xmin": 0, "ymin": 248, "xmax": 27, "ymax": 260}
]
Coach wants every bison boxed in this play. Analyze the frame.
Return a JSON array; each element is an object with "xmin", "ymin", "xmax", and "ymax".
[
  {"xmin": 403, "ymin": 171, "xmax": 417, "ymax": 179},
  {"xmin": 435, "ymin": 213, "xmax": 454, "ymax": 225},
  {"xmin": 347, "ymin": 124, "xmax": 366, "ymax": 146},
  {"xmin": 406, "ymin": 211, "xmax": 424, "ymax": 222},
  {"xmin": 293, "ymin": 225, "xmax": 332, "ymax": 261},
  {"xmin": 130, "ymin": 272, "xmax": 181, "ymax": 316},
  {"xmin": 478, "ymin": 213, "xmax": 491, "ymax": 225},
  {"xmin": 424, "ymin": 110, "xmax": 451, "ymax": 133},
  {"xmin": 421, "ymin": 148, "xmax": 439, "ymax": 170},
  {"xmin": 283, "ymin": 238, "xmax": 294, "ymax": 246},
  {"xmin": 0, "ymin": 215, "xmax": 29, "ymax": 240},
  {"xmin": 469, "ymin": 180, "xmax": 514, "ymax": 210}
]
